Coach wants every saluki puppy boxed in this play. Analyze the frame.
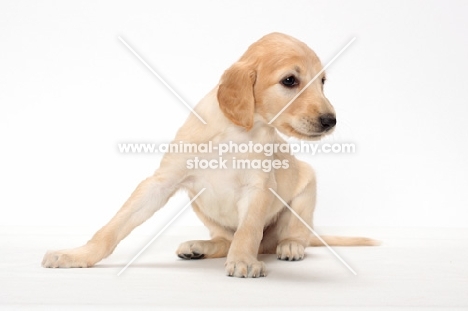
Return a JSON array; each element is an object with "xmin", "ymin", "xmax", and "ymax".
[{"xmin": 43, "ymin": 33, "xmax": 377, "ymax": 278}]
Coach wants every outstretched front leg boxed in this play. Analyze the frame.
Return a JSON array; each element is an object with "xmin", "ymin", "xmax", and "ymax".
[{"xmin": 42, "ymin": 169, "xmax": 182, "ymax": 268}]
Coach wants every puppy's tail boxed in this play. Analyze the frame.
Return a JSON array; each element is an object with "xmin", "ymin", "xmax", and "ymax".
[{"xmin": 309, "ymin": 235, "xmax": 381, "ymax": 247}]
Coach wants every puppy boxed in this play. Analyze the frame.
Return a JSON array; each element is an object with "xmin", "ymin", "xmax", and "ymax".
[{"xmin": 42, "ymin": 33, "xmax": 377, "ymax": 278}]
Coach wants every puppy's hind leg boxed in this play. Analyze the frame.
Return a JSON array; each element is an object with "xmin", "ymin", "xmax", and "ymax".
[
  {"xmin": 177, "ymin": 238, "xmax": 231, "ymax": 259},
  {"xmin": 42, "ymin": 169, "xmax": 182, "ymax": 268},
  {"xmin": 176, "ymin": 201, "xmax": 233, "ymax": 260}
]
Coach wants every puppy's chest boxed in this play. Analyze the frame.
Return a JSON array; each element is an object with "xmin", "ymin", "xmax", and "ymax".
[{"xmin": 183, "ymin": 169, "xmax": 270, "ymax": 228}]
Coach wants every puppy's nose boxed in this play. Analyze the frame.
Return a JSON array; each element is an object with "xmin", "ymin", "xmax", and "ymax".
[{"xmin": 319, "ymin": 114, "xmax": 336, "ymax": 131}]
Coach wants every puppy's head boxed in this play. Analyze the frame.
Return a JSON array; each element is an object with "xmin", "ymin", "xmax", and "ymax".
[{"xmin": 217, "ymin": 32, "xmax": 336, "ymax": 140}]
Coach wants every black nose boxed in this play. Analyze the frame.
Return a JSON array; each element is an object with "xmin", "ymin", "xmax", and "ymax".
[{"xmin": 319, "ymin": 114, "xmax": 336, "ymax": 131}]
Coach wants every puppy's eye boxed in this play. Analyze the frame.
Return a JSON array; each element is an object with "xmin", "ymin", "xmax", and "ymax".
[
  {"xmin": 321, "ymin": 77, "xmax": 326, "ymax": 85},
  {"xmin": 281, "ymin": 76, "xmax": 298, "ymax": 88}
]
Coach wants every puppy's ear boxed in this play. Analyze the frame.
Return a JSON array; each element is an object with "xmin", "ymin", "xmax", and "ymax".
[{"xmin": 217, "ymin": 62, "xmax": 256, "ymax": 130}]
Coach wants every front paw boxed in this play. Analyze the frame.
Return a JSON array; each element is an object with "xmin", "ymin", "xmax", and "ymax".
[
  {"xmin": 42, "ymin": 247, "xmax": 95, "ymax": 268},
  {"xmin": 276, "ymin": 240, "xmax": 305, "ymax": 261},
  {"xmin": 225, "ymin": 259, "xmax": 266, "ymax": 278}
]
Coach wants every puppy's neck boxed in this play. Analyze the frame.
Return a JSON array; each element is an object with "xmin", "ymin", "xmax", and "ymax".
[{"xmin": 174, "ymin": 87, "xmax": 279, "ymax": 145}]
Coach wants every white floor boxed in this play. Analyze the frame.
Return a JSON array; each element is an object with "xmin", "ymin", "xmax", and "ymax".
[{"xmin": 1, "ymin": 226, "xmax": 467, "ymax": 310}]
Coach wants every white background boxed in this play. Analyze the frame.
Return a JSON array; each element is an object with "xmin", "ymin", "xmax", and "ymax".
[{"xmin": 1, "ymin": 0, "xmax": 468, "ymax": 232}]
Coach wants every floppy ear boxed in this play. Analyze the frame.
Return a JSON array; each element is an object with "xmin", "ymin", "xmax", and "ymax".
[{"xmin": 217, "ymin": 62, "xmax": 256, "ymax": 130}]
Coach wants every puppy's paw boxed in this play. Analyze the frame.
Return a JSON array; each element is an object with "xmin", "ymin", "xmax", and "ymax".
[
  {"xmin": 42, "ymin": 247, "xmax": 95, "ymax": 268},
  {"xmin": 176, "ymin": 241, "xmax": 206, "ymax": 260},
  {"xmin": 225, "ymin": 259, "xmax": 266, "ymax": 278},
  {"xmin": 276, "ymin": 240, "xmax": 305, "ymax": 261},
  {"xmin": 176, "ymin": 239, "xmax": 230, "ymax": 259}
]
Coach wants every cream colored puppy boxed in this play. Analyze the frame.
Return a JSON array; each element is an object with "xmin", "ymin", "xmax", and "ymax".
[{"xmin": 42, "ymin": 33, "xmax": 376, "ymax": 278}]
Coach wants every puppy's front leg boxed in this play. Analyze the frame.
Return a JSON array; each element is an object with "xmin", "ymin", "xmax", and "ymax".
[
  {"xmin": 225, "ymin": 189, "xmax": 272, "ymax": 278},
  {"xmin": 42, "ymin": 170, "xmax": 180, "ymax": 268}
]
